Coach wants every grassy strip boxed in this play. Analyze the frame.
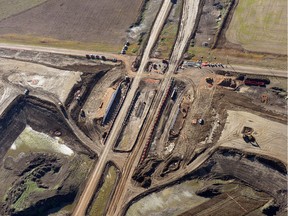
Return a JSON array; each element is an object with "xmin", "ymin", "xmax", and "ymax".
[
  {"xmin": 187, "ymin": 46, "xmax": 287, "ymax": 70},
  {"xmin": 155, "ymin": 23, "xmax": 179, "ymax": 59},
  {"xmin": 12, "ymin": 181, "xmax": 45, "ymax": 211},
  {"xmin": 153, "ymin": 1, "xmax": 183, "ymax": 59},
  {"xmin": 0, "ymin": 34, "xmax": 122, "ymax": 53},
  {"xmin": 88, "ymin": 165, "xmax": 118, "ymax": 216}
]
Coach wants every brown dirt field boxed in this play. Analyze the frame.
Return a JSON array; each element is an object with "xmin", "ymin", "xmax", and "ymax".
[
  {"xmin": 181, "ymin": 188, "xmax": 271, "ymax": 216},
  {"xmin": 143, "ymin": 78, "xmax": 161, "ymax": 84},
  {"xmin": 219, "ymin": 110, "xmax": 287, "ymax": 165},
  {"xmin": 95, "ymin": 87, "xmax": 116, "ymax": 119},
  {"xmin": 0, "ymin": 0, "xmax": 143, "ymax": 46}
]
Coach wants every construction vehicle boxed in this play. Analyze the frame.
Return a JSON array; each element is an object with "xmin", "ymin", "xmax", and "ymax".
[
  {"xmin": 244, "ymin": 79, "xmax": 265, "ymax": 87},
  {"xmin": 241, "ymin": 126, "xmax": 259, "ymax": 146},
  {"xmin": 244, "ymin": 78, "xmax": 270, "ymax": 87},
  {"xmin": 24, "ymin": 89, "xmax": 30, "ymax": 96}
]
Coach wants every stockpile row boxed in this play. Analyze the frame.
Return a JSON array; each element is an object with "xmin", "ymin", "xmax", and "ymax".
[
  {"xmin": 123, "ymin": 91, "xmax": 140, "ymax": 126},
  {"xmin": 103, "ymin": 81, "xmax": 132, "ymax": 144},
  {"xmin": 102, "ymin": 85, "xmax": 121, "ymax": 125},
  {"xmin": 169, "ymin": 106, "xmax": 180, "ymax": 131},
  {"xmin": 139, "ymin": 79, "xmax": 175, "ymax": 164}
]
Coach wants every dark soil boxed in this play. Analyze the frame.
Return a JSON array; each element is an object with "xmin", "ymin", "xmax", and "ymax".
[
  {"xmin": 126, "ymin": 149, "xmax": 287, "ymax": 216},
  {"xmin": 0, "ymin": 97, "xmax": 94, "ymax": 215}
]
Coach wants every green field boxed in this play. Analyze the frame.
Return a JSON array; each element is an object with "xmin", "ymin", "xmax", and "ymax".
[
  {"xmin": 155, "ymin": 23, "xmax": 179, "ymax": 59},
  {"xmin": 88, "ymin": 165, "xmax": 118, "ymax": 216},
  {"xmin": 187, "ymin": 46, "xmax": 287, "ymax": 70},
  {"xmin": 0, "ymin": 34, "xmax": 122, "ymax": 53},
  {"xmin": 0, "ymin": 0, "xmax": 47, "ymax": 21},
  {"xmin": 226, "ymin": 0, "xmax": 287, "ymax": 55},
  {"xmin": 12, "ymin": 181, "xmax": 45, "ymax": 211}
]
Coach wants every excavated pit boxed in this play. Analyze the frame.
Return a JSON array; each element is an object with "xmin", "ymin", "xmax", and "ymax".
[
  {"xmin": 0, "ymin": 96, "xmax": 95, "ymax": 216},
  {"xmin": 126, "ymin": 149, "xmax": 287, "ymax": 216}
]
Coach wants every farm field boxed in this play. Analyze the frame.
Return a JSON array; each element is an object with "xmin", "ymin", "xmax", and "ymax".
[
  {"xmin": 0, "ymin": 0, "xmax": 143, "ymax": 52},
  {"xmin": 0, "ymin": 0, "xmax": 47, "ymax": 21},
  {"xmin": 225, "ymin": 0, "xmax": 287, "ymax": 55}
]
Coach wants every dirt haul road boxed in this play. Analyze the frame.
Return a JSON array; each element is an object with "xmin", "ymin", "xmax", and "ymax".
[
  {"xmin": 106, "ymin": 0, "xmax": 202, "ymax": 215},
  {"xmin": 168, "ymin": 0, "xmax": 201, "ymax": 73},
  {"xmin": 1, "ymin": 45, "xmax": 286, "ymax": 78},
  {"xmin": 0, "ymin": 83, "xmax": 21, "ymax": 118},
  {"xmin": 224, "ymin": 64, "xmax": 288, "ymax": 78},
  {"xmin": 72, "ymin": 1, "xmax": 173, "ymax": 215},
  {"xmin": 0, "ymin": 43, "xmax": 135, "ymax": 76}
]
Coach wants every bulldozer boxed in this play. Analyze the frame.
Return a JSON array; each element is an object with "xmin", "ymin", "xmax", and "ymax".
[{"xmin": 242, "ymin": 126, "xmax": 259, "ymax": 147}]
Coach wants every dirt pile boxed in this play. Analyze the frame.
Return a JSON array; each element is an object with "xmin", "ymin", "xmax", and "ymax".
[
  {"xmin": 217, "ymin": 77, "xmax": 237, "ymax": 88},
  {"xmin": 132, "ymin": 158, "xmax": 162, "ymax": 188},
  {"xmin": 201, "ymin": 148, "xmax": 287, "ymax": 214},
  {"xmin": 2, "ymin": 153, "xmax": 66, "ymax": 215}
]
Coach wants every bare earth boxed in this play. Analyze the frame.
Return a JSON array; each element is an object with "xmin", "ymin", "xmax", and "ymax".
[
  {"xmin": 0, "ymin": 0, "xmax": 287, "ymax": 214},
  {"xmin": 0, "ymin": 58, "xmax": 82, "ymax": 103},
  {"xmin": 219, "ymin": 110, "xmax": 287, "ymax": 165}
]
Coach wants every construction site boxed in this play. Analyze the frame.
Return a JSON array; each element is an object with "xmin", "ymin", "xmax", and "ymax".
[{"xmin": 0, "ymin": 0, "xmax": 287, "ymax": 216}]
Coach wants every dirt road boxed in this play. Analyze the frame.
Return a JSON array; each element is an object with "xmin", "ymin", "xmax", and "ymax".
[
  {"xmin": 137, "ymin": 0, "xmax": 173, "ymax": 73},
  {"xmin": 1, "ymin": 44, "xmax": 286, "ymax": 78},
  {"xmin": 0, "ymin": 43, "xmax": 135, "ymax": 76},
  {"xmin": 71, "ymin": 1, "xmax": 173, "ymax": 215},
  {"xmin": 0, "ymin": 84, "xmax": 21, "ymax": 118},
  {"xmin": 224, "ymin": 64, "xmax": 287, "ymax": 78},
  {"xmin": 168, "ymin": 0, "xmax": 201, "ymax": 73}
]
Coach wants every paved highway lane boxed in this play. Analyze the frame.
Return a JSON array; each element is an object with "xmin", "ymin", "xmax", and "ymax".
[{"xmin": 71, "ymin": 1, "xmax": 173, "ymax": 215}]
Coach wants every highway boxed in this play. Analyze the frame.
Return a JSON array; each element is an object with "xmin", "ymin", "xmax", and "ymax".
[
  {"xmin": 71, "ymin": 0, "xmax": 173, "ymax": 215},
  {"xmin": 106, "ymin": 0, "xmax": 201, "ymax": 215}
]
